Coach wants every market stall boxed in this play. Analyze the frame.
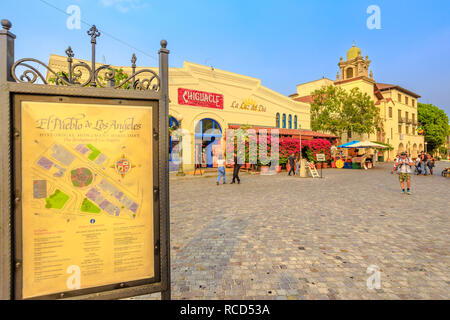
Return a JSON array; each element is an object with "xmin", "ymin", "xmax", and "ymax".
[{"xmin": 336, "ymin": 141, "xmax": 387, "ymax": 169}]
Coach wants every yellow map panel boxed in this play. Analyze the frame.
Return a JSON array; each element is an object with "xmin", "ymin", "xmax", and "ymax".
[{"xmin": 21, "ymin": 100, "xmax": 154, "ymax": 299}]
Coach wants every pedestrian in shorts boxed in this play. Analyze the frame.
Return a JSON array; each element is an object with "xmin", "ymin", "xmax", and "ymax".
[{"xmin": 395, "ymin": 152, "xmax": 414, "ymax": 195}]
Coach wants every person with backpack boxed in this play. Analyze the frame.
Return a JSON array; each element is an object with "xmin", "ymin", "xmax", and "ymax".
[{"xmin": 395, "ymin": 152, "xmax": 414, "ymax": 195}]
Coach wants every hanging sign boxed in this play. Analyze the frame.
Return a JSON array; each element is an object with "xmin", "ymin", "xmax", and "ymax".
[{"xmin": 178, "ymin": 88, "xmax": 224, "ymax": 109}]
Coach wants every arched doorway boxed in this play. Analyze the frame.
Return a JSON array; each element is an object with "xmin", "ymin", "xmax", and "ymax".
[
  {"xmin": 195, "ymin": 118, "xmax": 222, "ymax": 168},
  {"xmin": 398, "ymin": 143, "xmax": 404, "ymax": 154},
  {"xmin": 419, "ymin": 144, "xmax": 423, "ymax": 153},
  {"xmin": 169, "ymin": 116, "xmax": 180, "ymax": 171}
]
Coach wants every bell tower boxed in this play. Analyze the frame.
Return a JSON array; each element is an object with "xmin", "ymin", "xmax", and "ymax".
[{"xmin": 337, "ymin": 42, "xmax": 372, "ymax": 81}]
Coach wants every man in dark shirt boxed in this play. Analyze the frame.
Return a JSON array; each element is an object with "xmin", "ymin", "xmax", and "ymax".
[
  {"xmin": 231, "ymin": 152, "xmax": 242, "ymax": 184},
  {"xmin": 288, "ymin": 153, "xmax": 296, "ymax": 176}
]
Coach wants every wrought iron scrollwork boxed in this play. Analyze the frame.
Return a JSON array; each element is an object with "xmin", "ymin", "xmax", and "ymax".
[{"xmin": 10, "ymin": 24, "xmax": 160, "ymax": 92}]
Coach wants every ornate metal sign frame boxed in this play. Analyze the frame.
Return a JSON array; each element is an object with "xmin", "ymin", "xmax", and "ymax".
[{"xmin": 0, "ymin": 20, "xmax": 171, "ymax": 300}]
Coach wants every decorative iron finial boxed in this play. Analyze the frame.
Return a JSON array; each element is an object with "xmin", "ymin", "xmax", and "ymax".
[
  {"xmin": 87, "ymin": 25, "xmax": 100, "ymax": 43},
  {"xmin": 65, "ymin": 46, "xmax": 74, "ymax": 59},
  {"xmin": 160, "ymin": 40, "xmax": 167, "ymax": 49},
  {"xmin": 131, "ymin": 53, "xmax": 137, "ymax": 67}
]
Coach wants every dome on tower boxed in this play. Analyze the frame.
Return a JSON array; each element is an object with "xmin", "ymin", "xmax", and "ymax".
[{"xmin": 347, "ymin": 43, "xmax": 361, "ymax": 61}]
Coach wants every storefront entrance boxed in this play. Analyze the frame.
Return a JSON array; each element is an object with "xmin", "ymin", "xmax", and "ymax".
[{"xmin": 195, "ymin": 118, "xmax": 222, "ymax": 168}]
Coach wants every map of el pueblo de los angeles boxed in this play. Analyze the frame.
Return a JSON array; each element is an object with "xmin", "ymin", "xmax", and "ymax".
[{"xmin": 20, "ymin": 100, "xmax": 154, "ymax": 298}]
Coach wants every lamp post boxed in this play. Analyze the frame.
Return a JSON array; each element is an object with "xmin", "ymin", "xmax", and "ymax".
[
  {"xmin": 298, "ymin": 123, "xmax": 308, "ymax": 177},
  {"xmin": 176, "ymin": 114, "xmax": 185, "ymax": 176}
]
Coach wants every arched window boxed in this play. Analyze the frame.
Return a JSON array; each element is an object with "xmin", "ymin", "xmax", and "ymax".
[
  {"xmin": 282, "ymin": 114, "xmax": 286, "ymax": 128},
  {"xmin": 195, "ymin": 118, "xmax": 222, "ymax": 136},
  {"xmin": 294, "ymin": 115, "xmax": 297, "ymax": 129},
  {"xmin": 288, "ymin": 115, "xmax": 292, "ymax": 129},
  {"xmin": 276, "ymin": 113, "xmax": 280, "ymax": 128},
  {"xmin": 346, "ymin": 67, "xmax": 354, "ymax": 79}
]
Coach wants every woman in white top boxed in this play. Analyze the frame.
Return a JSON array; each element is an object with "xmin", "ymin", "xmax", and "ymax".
[{"xmin": 216, "ymin": 155, "xmax": 226, "ymax": 185}]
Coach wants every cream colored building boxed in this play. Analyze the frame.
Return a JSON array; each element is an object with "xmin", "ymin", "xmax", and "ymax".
[
  {"xmin": 47, "ymin": 55, "xmax": 311, "ymax": 171},
  {"xmin": 290, "ymin": 44, "xmax": 424, "ymax": 160}
]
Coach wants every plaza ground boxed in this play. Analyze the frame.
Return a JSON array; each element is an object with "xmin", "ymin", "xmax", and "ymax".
[{"xmin": 131, "ymin": 162, "xmax": 449, "ymax": 300}]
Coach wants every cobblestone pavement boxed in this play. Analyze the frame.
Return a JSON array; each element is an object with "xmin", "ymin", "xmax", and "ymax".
[{"xmin": 130, "ymin": 162, "xmax": 449, "ymax": 300}]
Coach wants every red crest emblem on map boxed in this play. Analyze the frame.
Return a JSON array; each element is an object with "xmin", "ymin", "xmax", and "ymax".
[{"xmin": 112, "ymin": 155, "xmax": 135, "ymax": 178}]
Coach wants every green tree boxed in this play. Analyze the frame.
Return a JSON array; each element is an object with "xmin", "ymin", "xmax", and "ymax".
[
  {"xmin": 310, "ymin": 85, "xmax": 382, "ymax": 137},
  {"xmin": 417, "ymin": 103, "xmax": 449, "ymax": 153}
]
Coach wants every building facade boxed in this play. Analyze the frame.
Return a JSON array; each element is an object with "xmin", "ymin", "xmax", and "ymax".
[
  {"xmin": 47, "ymin": 56, "xmax": 313, "ymax": 171},
  {"xmin": 290, "ymin": 44, "xmax": 424, "ymax": 160}
]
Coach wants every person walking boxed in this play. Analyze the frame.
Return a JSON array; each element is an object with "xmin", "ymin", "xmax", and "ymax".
[
  {"xmin": 216, "ymin": 154, "xmax": 226, "ymax": 185},
  {"xmin": 288, "ymin": 153, "xmax": 296, "ymax": 176},
  {"xmin": 231, "ymin": 152, "xmax": 241, "ymax": 184},
  {"xmin": 391, "ymin": 154, "xmax": 400, "ymax": 174},
  {"xmin": 427, "ymin": 154, "xmax": 435, "ymax": 175},
  {"xmin": 419, "ymin": 151, "xmax": 429, "ymax": 175},
  {"xmin": 295, "ymin": 154, "xmax": 301, "ymax": 175},
  {"xmin": 415, "ymin": 156, "xmax": 422, "ymax": 175},
  {"xmin": 395, "ymin": 152, "xmax": 414, "ymax": 195}
]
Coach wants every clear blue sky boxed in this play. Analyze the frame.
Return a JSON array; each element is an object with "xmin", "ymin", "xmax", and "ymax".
[{"xmin": 1, "ymin": 0, "xmax": 449, "ymax": 116}]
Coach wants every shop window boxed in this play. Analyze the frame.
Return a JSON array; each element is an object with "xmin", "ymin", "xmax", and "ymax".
[
  {"xmin": 294, "ymin": 115, "xmax": 298, "ymax": 129},
  {"xmin": 282, "ymin": 114, "xmax": 286, "ymax": 128},
  {"xmin": 288, "ymin": 115, "xmax": 292, "ymax": 129},
  {"xmin": 276, "ymin": 113, "xmax": 280, "ymax": 128}
]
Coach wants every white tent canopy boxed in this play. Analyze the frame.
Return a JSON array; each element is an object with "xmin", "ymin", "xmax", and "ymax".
[{"xmin": 346, "ymin": 141, "xmax": 387, "ymax": 149}]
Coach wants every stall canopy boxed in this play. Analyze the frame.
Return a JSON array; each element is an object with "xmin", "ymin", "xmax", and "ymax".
[
  {"xmin": 347, "ymin": 141, "xmax": 387, "ymax": 149},
  {"xmin": 338, "ymin": 140, "xmax": 360, "ymax": 148}
]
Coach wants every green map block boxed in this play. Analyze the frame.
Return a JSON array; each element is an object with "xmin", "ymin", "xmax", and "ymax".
[
  {"xmin": 45, "ymin": 189, "xmax": 69, "ymax": 209},
  {"xmin": 86, "ymin": 144, "xmax": 101, "ymax": 161},
  {"xmin": 81, "ymin": 198, "xmax": 101, "ymax": 214}
]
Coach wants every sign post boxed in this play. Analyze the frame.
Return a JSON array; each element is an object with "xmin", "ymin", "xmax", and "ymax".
[{"xmin": 316, "ymin": 153, "xmax": 326, "ymax": 178}]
